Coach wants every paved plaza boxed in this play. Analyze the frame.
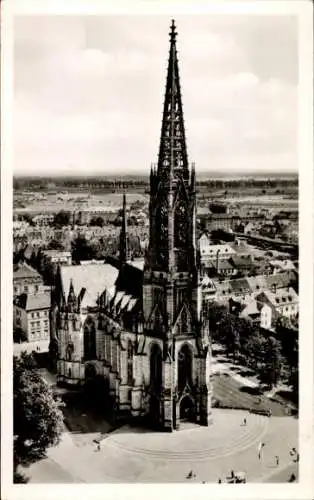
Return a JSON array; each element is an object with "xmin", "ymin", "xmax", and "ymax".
[{"xmin": 23, "ymin": 408, "xmax": 298, "ymax": 483}]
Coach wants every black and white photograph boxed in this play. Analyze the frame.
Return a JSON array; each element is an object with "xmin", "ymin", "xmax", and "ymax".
[{"xmin": 1, "ymin": 1, "xmax": 313, "ymax": 499}]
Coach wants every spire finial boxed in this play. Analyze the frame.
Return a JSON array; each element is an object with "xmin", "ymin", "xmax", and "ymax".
[{"xmin": 170, "ymin": 19, "xmax": 177, "ymax": 42}]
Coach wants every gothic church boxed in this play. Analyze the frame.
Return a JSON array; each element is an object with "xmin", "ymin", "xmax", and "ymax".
[{"xmin": 55, "ymin": 20, "xmax": 212, "ymax": 431}]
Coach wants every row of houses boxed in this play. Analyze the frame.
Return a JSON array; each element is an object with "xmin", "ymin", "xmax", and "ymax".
[
  {"xmin": 198, "ymin": 234, "xmax": 297, "ymax": 278},
  {"xmin": 202, "ymin": 269, "xmax": 298, "ymax": 331}
]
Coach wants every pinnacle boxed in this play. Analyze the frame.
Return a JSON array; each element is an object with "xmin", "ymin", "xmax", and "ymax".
[{"xmin": 170, "ymin": 19, "xmax": 177, "ymax": 41}]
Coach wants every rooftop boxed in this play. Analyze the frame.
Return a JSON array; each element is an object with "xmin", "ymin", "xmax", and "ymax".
[
  {"xmin": 16, "ymin": 292, "xmax": 51, "ymax": 311},
  {"xmin": 13, "ymin": 262, "xmax": 42, "ymax": 281},
  {"xmin": 61, "ymin": 263, "xmax": 119, "ymax": 309}
]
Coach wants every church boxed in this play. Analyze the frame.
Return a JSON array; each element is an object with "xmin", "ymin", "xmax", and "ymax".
[{"xmin": 55, "ymin": 20, "xmax": 212, "ymax": 431}]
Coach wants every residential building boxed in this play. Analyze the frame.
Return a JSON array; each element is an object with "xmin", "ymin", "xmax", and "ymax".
[
  {"xmin": 14, "ymin": 292, "xmax": 51, "ymax": 351},
  {"xmin": 13, "ymin": 262, "xmax": 44, "ymax": 297},
  {"xmin": 256, "ymin": 287, "xmax": 298, "ymax": 327},
  {"xmin": 32, "ymin": 213, "xmax": 55, "ymax": 227},
  {"xmin": 43, "ymin": 250, "xmax": 72, "ymax": 266},
  {"xmin": 229, "ymin": 254, "xmax": 255, "ymax": 276}
]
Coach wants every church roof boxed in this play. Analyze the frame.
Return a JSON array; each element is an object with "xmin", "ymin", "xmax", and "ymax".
[{"xmin": 60, "ymin": 263, "xmax": 119, "ymax": 308}]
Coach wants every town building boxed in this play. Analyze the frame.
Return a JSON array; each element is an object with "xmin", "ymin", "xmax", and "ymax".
[
  {"xmin": 55, "ymin": 21, "xmax": 212, "ymax": 431},
  {"xmin": 13, "ymin": 292, "xmax": 51, "ymax": 351},
  {"xmin": 43, "ymin": 250, "xmax": 72, "ymax": 266},
  {"xmin": 32, "ymin": 213, "xmax": 55, "ymax": 227},
  {"xmin": 13, "ymin": 262, "xmax": 44, "ymax": 297},
  {"xmin": 256, "ymin": 287, "xmax": 298, "ymax": 328}
]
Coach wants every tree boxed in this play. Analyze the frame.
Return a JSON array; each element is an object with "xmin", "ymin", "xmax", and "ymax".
[
  {"xmin": 47, "ymin": 239, "xmax": 65, "ymax": 251},
  {"xmin": 90, "ymin": 216, "xmax": 104, "ymax": 227},
  {"xmin": 71, "ymin": 235, "xmax": 97, "ymax": 262},
  {"xmin": 53, "ymin": 210, "xmax": 71, "ymax": 228},
  {"xmin": 243, "ymin": 332, "xmax": 265, "ymax": 371},
  {"xmin": 259, "ymin": 336, "xmax": 282, "ymax": 388},
  {"xmin": 14, "ymin": 352, "xmax": 63, "ymax": 481}
]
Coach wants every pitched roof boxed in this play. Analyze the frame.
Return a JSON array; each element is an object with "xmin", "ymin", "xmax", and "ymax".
[
  {"xmin": 230, "ymin": 254, "xmax": 254, "ymax": 268},
  {"xmin": 239, "ymin": 298, "xmax": 260, "ymax": 317},
  {"xmin": 61, "ymin": 263, "xmax": 119, "ymax": 309},
  {"xmin": 13, "ymin": 262, "xmax": 42, "ymax": 281},
  {"xmin": 258, "ymin": 287, "xmax": 298, "ymax": 308},
  {"xmin": 246, "ymin": 275, "xmax": 268, "ymax": 292},
  {"xmin": 16, "ymin": 292, "xmax": 51, "ymax": 311},
  {"xmin": 265, "ymin": 270, "xmax": 297, "ymax": 289},
  {"xmin": 230, "ymin": 278, "xmax": 251, "ymax": 293}
]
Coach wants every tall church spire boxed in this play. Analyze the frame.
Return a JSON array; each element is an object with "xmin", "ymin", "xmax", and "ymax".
[
  {"xmin": 119, "ymin": 193, "xmax": 128, "ymax": 267},
  {"xmin": 147, "ymin": 20, "xmax": 196, "ymax": 272},
  {"xmin": 157, "ymin": 19, "xmax": 189, "ymax": 183}
]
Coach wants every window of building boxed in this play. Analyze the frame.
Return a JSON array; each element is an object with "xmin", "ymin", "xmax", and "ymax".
[
  {"xmin": 36, "ymin": 312, "xmax": 40, "ymax": 318},
  {"xmin": 34, "ymin": 285, "xmax": 39, "ymax": 293},
  {"xmin": 14, "ymin": 286, "xmax": 18, "ymax": 293},
  {"xmin": 31, "ymin": 312, "xmax": 34, "ymax": 318},
  {"xmin": 44, "ymin": 311, "xmax": 48, "ymax": 316},
  {"xmin": 24, "ymin": 286, "xmax": 28, "ymax": 292}
]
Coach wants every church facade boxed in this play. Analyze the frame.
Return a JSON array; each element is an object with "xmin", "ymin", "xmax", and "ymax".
[{"xmin": 55, "ymin": 20, "xmax": 212, "ymax": 431}]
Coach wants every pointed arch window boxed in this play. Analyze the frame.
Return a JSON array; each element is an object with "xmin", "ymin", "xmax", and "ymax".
[
  {"xmin": 174, "ymin": 201, "xmax": 187, "ymax": 247},
  {"xmin": 178, "ymin": 343, "xmax": 193, "ymax": 392},
  {"xmin": 127, "ymin": 341, "xmax": 133, "ymax": 386},
  {"xmin": 150, "ymin": 343, "xmax": 162, "ymax": 394},
  {"xmin": 84, "ymin": 318, "xmax": 96, "ymax": 361}
]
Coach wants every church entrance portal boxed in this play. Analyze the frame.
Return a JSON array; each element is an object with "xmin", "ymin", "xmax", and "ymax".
[
  {"xmin": 149, "ymin": 344, "xmax": 162, "ymax": 427},
  {"xmin": 179, "ymin": 395, "xmax": 195, "ymax": 423}
]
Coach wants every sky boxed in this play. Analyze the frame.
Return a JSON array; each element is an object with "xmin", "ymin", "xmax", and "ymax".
[{"xmin": 13, "ymin": 14, "xmax": 298, "ymax": 176}]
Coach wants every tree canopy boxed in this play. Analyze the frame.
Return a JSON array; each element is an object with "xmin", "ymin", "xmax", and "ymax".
[
  {"xmin": 14, "ymin": 353, "xmax": 63, "ymax": 481},
  {"xmin": 89, "ymin": 216, "xmax": 104, "ymax": 227},
  {"xmin": 53, "ymin": 210, "xmax": 71, "ymax": 228}
]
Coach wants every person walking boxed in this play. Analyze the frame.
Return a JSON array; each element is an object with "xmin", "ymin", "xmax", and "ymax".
[
  {"xmin": 275, "ymin": 455, "xmax": 279, "ymax": 466},
  {"xmin": 257, "ymin": 442, "xmax": 264, "ymax": 460},
  {"xmin": 218, "ymin": 478, "xmax": 222, "ymax": 484},
  {"xmin": 243, "ymin": 418, "xmax": 247, "ymax": 426}
]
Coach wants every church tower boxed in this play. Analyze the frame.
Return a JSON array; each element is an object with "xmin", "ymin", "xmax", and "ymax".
[
  {"xmin": 143, "ymin": 20, "xmax": 212, "ymax": 431},
  {"xmin": 119, "ymin": 193, "xmax": 129, "ymax": 267}
]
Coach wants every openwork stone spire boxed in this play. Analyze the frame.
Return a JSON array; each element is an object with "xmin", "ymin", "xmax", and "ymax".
[
  {"xmin": 147, "ymin": 20, "xmax": 196, "ymax": 272},
  {"xmin": 119, "ymin": 193, "xmax": 128, "ymax": 267},
  {"xmin": 157, "ymin": 19, "xmax": 189, "ymax": 184}
]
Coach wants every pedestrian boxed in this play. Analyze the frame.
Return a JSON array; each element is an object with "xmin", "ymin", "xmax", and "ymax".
[
  {"xmin": 257, "ymin": 442, "xmax": 263, "ymax": 460},
  {"xmin": 275, "ymin": 455, "xmax": 279, "ymax": 466},
  {"xmin": 230, "ymin": 470, "xmax": 234, "ymax": 478},
  {"xmin": 289, "ymin": 473, "xmax": 296, "ymax": 482},
  {"xmin": 97, "ymin": 443, "xmax": 101, "ymax": 451},
  {"xmin": 243, "ymin": 418, "xmax": 247, "ymax": 426},
  {"xmin": 218, "ymin": 478, "xmax": 222, "ymax": 484}
]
